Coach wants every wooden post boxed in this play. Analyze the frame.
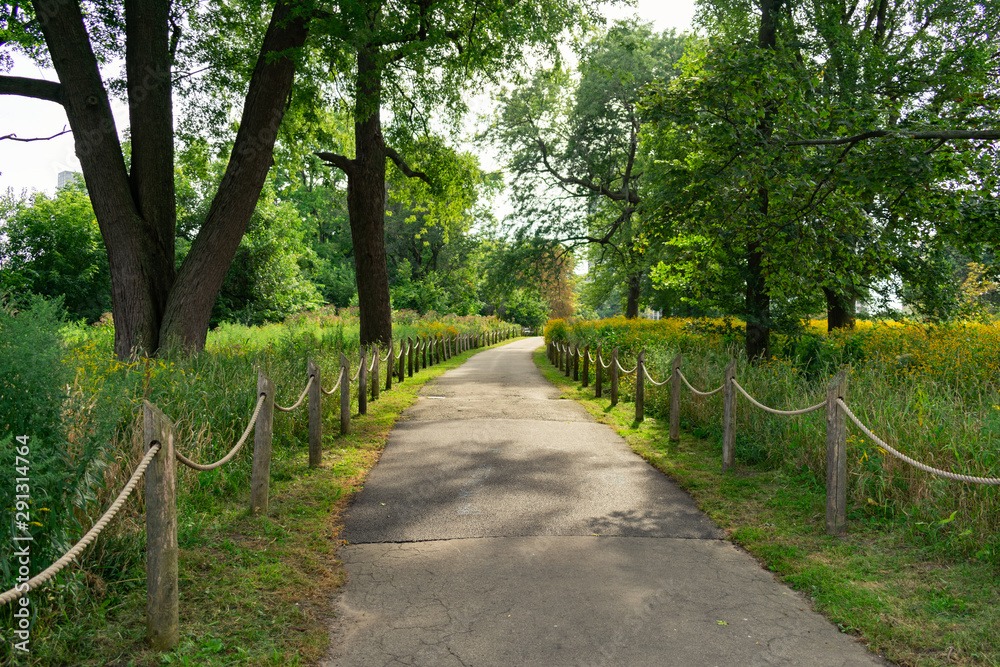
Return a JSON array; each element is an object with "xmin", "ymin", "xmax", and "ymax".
[
  {"xmin": 610, "ymin": 347, "xmax": 620, "ymax": 407},
  {"xmin": 407, "ymin": 337, "xmax": 414, "ymax": 377},
  {"xmin": 595, "ymin": 345, "xmax": 603, "ymax": 398},
  {"xmin": 144, "ymin": 401, "xmax": 178, "ymax": 651},
  {"xmin": 250, "ymin": 371, "xmax": 275, "ymax": 514},
  {"xmin": 423, "ymin": 337, "xmax": 428, "ymax": 369},
  {"xmin": 721, "ymin": 359, "xmax": 736, "ymax": 472},
  {"xmin": 565, "ymin": 345, "xmax": 572, "ymax": 377},
  {"xmin": 397, "ymin": 340, "xmax": 405, "ymax": 383},
  {"xmin": 385, "ymin": 341, "xmax": 394, "ymax": 391},
  {"xmin": 358, "ymin": 348, "xmax": 368, "ymax": 416},
  {"xmin": 635, "ymin": 350, "xmax": 645, "ymax": 424},
  {"xmin": 308, "ymin": 359, "xmax": 322, "ymax": 467},
  {"xmin": 435, "ymin": 336, "xmax": 442, "ymax": 364},
  {"xmin": 669, "ymin": 353, "xmax": 682, "ymax": 442},
  {"xmin": 826, "ymin": 370, "xmax": 849, "ymax": 536},
  {"xmin": 582, "ymin": 345, "xmax": 590, "ymax": 388},
  {"xmin": 371, "ymin": 346, "xmax": 380, "ymax": 401},
  {"xmin": 573, "ymin": 345, "xmax": 579, "ymax": 381},
  {"xmin": 340, "ymin": 352, "xmax": 350, "ymax": 435}
]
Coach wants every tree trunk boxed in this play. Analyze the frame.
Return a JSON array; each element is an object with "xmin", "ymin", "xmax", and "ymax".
[
  {"xmin": 823, "ymin": 287, "xmax": 856, "ymax": 331},
  {"xmin": 123, "ymin": 0, "xmax": 176, "ymax": 355},
  {"xmin": 34, "ymin": 0, "xmax": 171, "ymax": 358},
  {"xmin": 745, "ymin": 0, "xmax": 782, "ymax": 362},
  {"xmin": 347, "ymin": 45, "xmax": 393, "ymax": 348},
  {"xmin": 31, "ymin": 0, "xmax": 308, "ymax": 358},
  {"xmin": 625, "ymin": 272, "xmax": 641, "ymax": 318},
  {"xmin": 745, "ymin": 239, "xmax": 771, "ymax": 360},
  {"xmin": 159, "ymin": 1, "xmax": 309, "ymax": 351}
]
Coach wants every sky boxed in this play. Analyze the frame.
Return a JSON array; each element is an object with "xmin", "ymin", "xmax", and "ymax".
[{"xmin": 0, "ymin": 0, "xmax": 697, "ymax": 196}]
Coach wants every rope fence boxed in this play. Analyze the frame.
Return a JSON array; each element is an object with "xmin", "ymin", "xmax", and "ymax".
[
  {"xmin": 176, "ymin": 392, "xmax": 267, "ymax": 471},
  {"xmin": 0, "ymin": 443, "xmax": 161, "ymax": 607},
  {"xmin": 275, "ymin": 375, "xmax": 313, "ymax": 412},
  {"xmin": 0, "ymin": 325, "xmax": 519, "ymax": 650},
  {"xmin": 731, "ymin": 379, "xmax": 826, "ymax": 416},
  {"xmin": 546, "ymin": 341, "xmax": 1000, "ymax": 537}
]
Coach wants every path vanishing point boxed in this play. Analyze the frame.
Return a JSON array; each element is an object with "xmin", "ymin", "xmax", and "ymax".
[{"xmin": 322, "ymin": 337, "xmax": 888, "ymax": 667}]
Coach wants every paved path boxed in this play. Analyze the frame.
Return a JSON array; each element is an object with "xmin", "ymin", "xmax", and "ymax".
[{"xmin": 322, "ymin": 338, "xmax": 886, "ymax": 666}]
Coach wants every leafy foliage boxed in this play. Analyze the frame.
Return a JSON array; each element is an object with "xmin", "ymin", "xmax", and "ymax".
[
  {"xmin": 490, "ymin": 20, "xmax": 687, "ymax": 317},
  {"xmin": 639, "ymin": 0, "xmax": 1000, "ymax": 349},
  {"xmin": 0, "ymin": 184, "xmax": 112, "ymax": 322}
]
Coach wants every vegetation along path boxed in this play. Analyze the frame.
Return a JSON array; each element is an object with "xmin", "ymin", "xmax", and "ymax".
[{"xmin": 323, "ymin": 337, "xmax": 888, "ymax": 666}]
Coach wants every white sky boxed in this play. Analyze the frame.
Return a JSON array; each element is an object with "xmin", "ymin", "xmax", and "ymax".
[{"xmin": 0, "ymin": 0, "xmax": 696, "ymax": 196}]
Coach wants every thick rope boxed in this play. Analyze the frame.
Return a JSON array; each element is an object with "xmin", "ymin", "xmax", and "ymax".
[
  {"xmin": 643, "ymin": 366, "xmax": 670, "ymax": 387},
  {"xmin": 839, "ymin": 399, "xmax": 1000, "ymax": 484},
  {"xmin": 321, "ymin": 366, "xmax": 345, "ymax": 396},
  {"xmin": 616, "ymin": 359, "xmax": 638, "ymax": 375},
  {"xmin": 368, "ymin": 350, "xmax": 377, "ymax": 373},
  {"xmin": 588, "ymin": 351, "xmax": 597, "ymax": 364},
  {"xmin": 351, "ymin": 361, "xmax": 361, "ymax": 382},
  {"xmin": 176, "ymin": 393, "xmax": 266, "ymax": 471},
  {"xmin": 731, "ymin": 379, "xmax": 826, "ymax": 416},
  {"xmin": 380, "ymin": 347, "xmax": 392, "ymax": 363},
  {"xmin": 677, "ymin": 369, "xmax": 725, "ymax": 397},
  {"xmin": 275, "ymin": 375, "xmax": 314, "ymax": 412},
  {"xmin": 0, "ymin": 443, "xmax": 161, "ymax": 607}
]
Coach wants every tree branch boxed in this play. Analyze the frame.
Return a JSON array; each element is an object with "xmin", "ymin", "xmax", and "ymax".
[
  {"xmin": 786, "ymin": 128, "xmax": 1000, "ymax": 146},
  {"xmin": 535, "ymin": 137, "xmax": 641, "ymax": 204},
  {"xmin": 0, "ymin": 75, "xmax": 64, "ymax": 104},
  {"xmin": 1, "ymin": 126, "xmax": 71, "ymax": 142},
  {"xmin": 316, "ymin": 150, "xmax": 356, "ymax": 176},
  {"xmin": 385, "ymin": 145, "xmax": 432, "ymax": 185}
]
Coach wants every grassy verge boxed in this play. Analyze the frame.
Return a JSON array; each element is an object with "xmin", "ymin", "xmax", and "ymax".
[
  {"xmin": 8, "ymin": 338, "xmax": 522, "ymax": 667},
  {"xmin": 534, "ymin": 348, "xmax": 1000, "ymax": 667}
]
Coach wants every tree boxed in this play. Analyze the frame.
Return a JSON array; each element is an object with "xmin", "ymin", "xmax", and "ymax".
[
  {"xmin": 641, "ymin": 0, "xmax": 1000, "ymax": 358},
  {"xmin": 1, "ymin": 0, "xmax": 310, "ymax": 357},
  {"xmin": 491, "ymin": 20, "xmax": 686, "ymax": 318},
  {"xmin": 385, "ymin": 139, "xmax": 500, "ymax": 316},
  {"xmin": 0, "ymin": 182, "xmax": 112, "ymax": 321},
  {"xmin": 314, "ymin": 0, "xmax": 600, "ymax": 346}
]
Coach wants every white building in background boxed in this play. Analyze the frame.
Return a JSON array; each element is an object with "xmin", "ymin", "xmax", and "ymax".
[{"xmin": 57, "ymin": 170, "xmax": 82, "ymax": 189}]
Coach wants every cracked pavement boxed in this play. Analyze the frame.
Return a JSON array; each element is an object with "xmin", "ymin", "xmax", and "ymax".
[{"xmin": 321, "ymin": 337, "xmax": 888, "ymax": 666}]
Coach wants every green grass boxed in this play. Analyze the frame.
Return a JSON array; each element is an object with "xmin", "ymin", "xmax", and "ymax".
[
  {"xmin": 534, "ymin": 347, "xmax": 1000, "ymax": 667},
  {"xmin": 2, "ymin": 336, "xmax": 523, "ymax": 666}
]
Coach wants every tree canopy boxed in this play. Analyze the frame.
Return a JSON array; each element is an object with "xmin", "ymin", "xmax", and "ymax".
[{"xmin": 639, "ymin": 0, "xmax": 1000, "ymax": 356}]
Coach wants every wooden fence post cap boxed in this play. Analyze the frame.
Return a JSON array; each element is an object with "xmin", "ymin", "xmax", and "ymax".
[{"xmin": 827, "ymin": 368, "xmax": 849, "ymax": 392}]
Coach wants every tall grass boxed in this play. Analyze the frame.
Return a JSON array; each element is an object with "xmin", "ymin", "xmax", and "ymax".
[
  {"xmin": 0, "ymin": 305, "xmax": 510, "ymax": 656},
  {"xmin": 546, "ymin": 316, "xmax": 1000, "ymax": 565}
]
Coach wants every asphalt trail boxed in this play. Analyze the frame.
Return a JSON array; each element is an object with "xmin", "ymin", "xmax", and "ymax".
[{"xmin": 322, "ymin": 338, "xmax": 887, "ymax": 666}]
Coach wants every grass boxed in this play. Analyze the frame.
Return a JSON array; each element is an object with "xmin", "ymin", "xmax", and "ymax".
[
  {"xmin": 534, "ymin": 347, "xmax": 1000, "ymax": 667},
  {"xmin": 546, "ymin": 318, "xmax": 1000, "ymax": 565},
  {"xmin": 2, "ymin": 335, "xmax": 522, "ymax": 666}
]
